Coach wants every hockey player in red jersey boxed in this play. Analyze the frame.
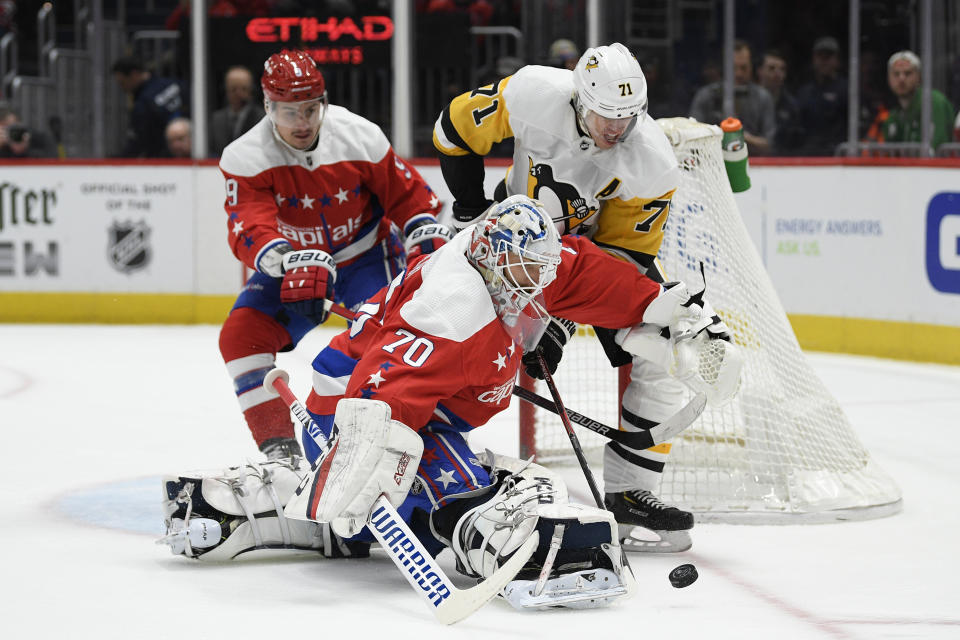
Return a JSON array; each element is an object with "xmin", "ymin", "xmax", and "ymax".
[
  {"xmin": 283, "ymin": 195, "xmax": 735, "ymax": 606},
  {"xmin": 217, "ymin": 50, "xmax": 449, "ymax": 461},
  {"xmin": 161, "ymin": 196, "xmax": 739, "ymax": 609}
]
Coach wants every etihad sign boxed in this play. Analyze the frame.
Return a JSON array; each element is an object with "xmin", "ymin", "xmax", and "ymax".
[{"xmin": 246, "ymin": 16, "xmax": 394, "ymax": 43}]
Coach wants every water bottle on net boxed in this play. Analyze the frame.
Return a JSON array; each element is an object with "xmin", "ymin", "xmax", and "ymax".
[{"xmin": 720, "ymin": 117, "xmax": 751, "ymax": 192}]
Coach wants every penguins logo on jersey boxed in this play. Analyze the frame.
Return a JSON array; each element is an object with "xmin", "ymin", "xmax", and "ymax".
[
  {"xmin": 527, "ymin": 158, "xmax": 598, "ymax": 233},
  {"xmin": 584, "ymin": 55, "xmax": 599, "ymax": 70}
]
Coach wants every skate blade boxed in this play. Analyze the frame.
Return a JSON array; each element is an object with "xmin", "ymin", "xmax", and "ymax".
[
  {"xmin": 503, "ymin": 569, "xmax": 629, "ymax": 610},
  {"xmin": 619, "ymin": 524, "xmax": 692, "ymax": 554}
]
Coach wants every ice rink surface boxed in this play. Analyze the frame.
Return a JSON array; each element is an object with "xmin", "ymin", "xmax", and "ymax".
[{"xmin": 1, "ymin": 324, "xmax": 958, "ymax": 639}]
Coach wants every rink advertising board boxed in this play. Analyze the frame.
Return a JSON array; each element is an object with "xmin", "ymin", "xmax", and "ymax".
[
  {"xmin": 0, "ymin": 164, "xmax": 236, "ymax": 323},
  {"xmin": 732, "ymin": 163, "xmax": 960, "ymax": 362},
  {"xmin": 1, "ymin": 160, "xmax": 957, "ymax": 364}
]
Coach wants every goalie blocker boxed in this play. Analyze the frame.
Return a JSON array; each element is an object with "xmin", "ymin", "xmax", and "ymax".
[{"xmin": 158, "ymin": 450, "xmax": 634, "ymax": 611}]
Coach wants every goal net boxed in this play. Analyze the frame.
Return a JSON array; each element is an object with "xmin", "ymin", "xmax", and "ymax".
[{"xmin": 519, "ymin": 117, "xmax": 902, "ymax": 523}]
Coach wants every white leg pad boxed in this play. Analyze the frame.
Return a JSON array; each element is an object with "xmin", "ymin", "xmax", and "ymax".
[
  {"xmin": 284, "ymin": 398, "xmax": 423, "ymax": 538},
  {"xmin": 159, "ymin": 459, "xmax": 337, "ymax": 560}
]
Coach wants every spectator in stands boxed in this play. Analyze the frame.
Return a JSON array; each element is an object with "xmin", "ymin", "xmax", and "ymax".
[
  {"xmin": 112, "ymin": 55, "xmax": 188, "ymax": 158},
  {"xmin": 0, "ymin": 103, "xmax": 57, "ymax": 158},
  {"xmin": 756, "ymin": 49, "xmax": 804, "ymax": 155},
  {"xmin": 0, "ymin": 1, "xmax": 15, "ymax": 40},
  {"xmin": 796, "ymin": 36, "xmax": 848, "ymax": 155},
  {"xmin": 689, "ymin": 39, "xmax": 776, "ymax": 155},
  {"xmin": 882, "ymin": 50, "xmax": 956, "ymax": 151},
  {"xmin": 954, "ymin": 110, "xmax": 960, "ymax": 142},
  {"xmin": 165, "ymin": 117, "xmax": 192, "ymax": 158},
  {"xmin": 547, "ymin": 39, "xmax": 579, "ymax": 70},
  {"xmin": 210, "ymin": 66, "xmax": 264, "ymax": 157}
]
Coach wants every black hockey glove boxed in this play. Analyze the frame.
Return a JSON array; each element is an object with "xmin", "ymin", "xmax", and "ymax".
[
  {"xmin": 522, "ymin": 317, "xmax": 577, "ymax": 380},
  {"xmin": 451, "ymin": 199, "xmax": 494, "ymax": 231}
]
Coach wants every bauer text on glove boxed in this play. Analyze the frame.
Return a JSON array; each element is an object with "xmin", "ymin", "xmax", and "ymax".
[{"xmin": 280, "ymin": 249, "xmax": 337, "ymax": 324}]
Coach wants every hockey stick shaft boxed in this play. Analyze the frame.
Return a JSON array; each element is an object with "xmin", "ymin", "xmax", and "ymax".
[
  {"xmin": 535, "ymin": 349, "xmax": 606, "ymax": 509},
  {"xmin": 263, "ymin": 369, "xmax": 537, "ymax": 625},
  {"xmin": 512, "ymin": 385, "xmax": 707, "ymax": 450},
  {"xmin": 327, "ymin": 301, "xmax": 357, "ymax": 321},
  {"xmin": 533, "ymin": 351, "xmax": 639, "ymax": 579}
]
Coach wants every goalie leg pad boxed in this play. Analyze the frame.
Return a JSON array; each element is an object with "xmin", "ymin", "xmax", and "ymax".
[
  {"xmin": 159, "ymin": 458, "xmax": 370, "ymax": 560},
  {"xmin": 438, "ymin": 453, "xmax": 634, "ymax": 610},
  {"xmin": 284, "ymin": 398, "xmax": 423, "ymax": 538}
]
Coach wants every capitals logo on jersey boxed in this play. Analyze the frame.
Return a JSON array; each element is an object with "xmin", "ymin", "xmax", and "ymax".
[{"xmin": 477, "ymin": 379, "xmax": 514, "ymax": 404}]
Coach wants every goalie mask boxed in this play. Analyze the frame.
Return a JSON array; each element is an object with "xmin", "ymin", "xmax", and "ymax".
[
  {"xmin": 572, "ymin": 42, "xmax": 648, "ymax": 148},
  {"xmin": 262, "ymin": 50, "xmax": 329, "ymax": 150},
  {"xmin": 467, "ymin": 195, "xmax": 562, "ymax": 349}
]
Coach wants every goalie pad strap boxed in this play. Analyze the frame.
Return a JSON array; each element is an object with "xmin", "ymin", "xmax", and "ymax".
[{"xmin": 262, "ymin": 466, "xmax": 291, "ymax": 545}]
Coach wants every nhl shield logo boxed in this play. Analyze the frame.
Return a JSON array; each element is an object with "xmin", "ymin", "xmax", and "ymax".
[{"xmin": 108, "ymin": 220, "xmax": 151, "ymax": 273}]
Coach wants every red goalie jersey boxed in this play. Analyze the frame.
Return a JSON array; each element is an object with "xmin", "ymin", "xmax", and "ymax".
[
  {"xmin": 219, "ymin": 107, "xmax": 441, "ymax": 273},
  {"xmin": 307, "ymin": 231, "xmax": 662, "ymax": 431}
]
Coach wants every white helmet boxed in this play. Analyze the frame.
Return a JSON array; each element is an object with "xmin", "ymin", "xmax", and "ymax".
[
  {"xmin": 573, "ymin": 42, "xmax": 648, "ymax": 121},
  {"xmin": 467, "ymin": 196, "xmax": 562, "ymax": 336}
]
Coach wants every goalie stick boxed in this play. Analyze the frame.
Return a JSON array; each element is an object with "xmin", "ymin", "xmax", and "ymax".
[
  {"xmin": 534, "ymin": 349, "xmax": 606, "ymax": 508},
  {"xmin": 324, "ymin": 302, "xmax": 707, "ymax": 447},
  {"xmin": 262, "ymin": 369, "xmax": 539, "ymax": 625}
]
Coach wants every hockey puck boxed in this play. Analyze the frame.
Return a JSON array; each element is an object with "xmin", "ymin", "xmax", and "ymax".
[{"xmin": 668, "ymin": 563, "xmax": 698, "ymax": 588}]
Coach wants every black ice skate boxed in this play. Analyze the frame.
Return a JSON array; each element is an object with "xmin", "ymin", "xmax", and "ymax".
[
  {"xmin": 259, "ymin": 436, "xmax": 303, "ymax": 461},
  {"xmin": 604, "ymin": 490, "xmax": 693, "ymax": 553}
]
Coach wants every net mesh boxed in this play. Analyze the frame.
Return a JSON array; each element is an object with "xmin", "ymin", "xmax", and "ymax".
[{"xmin": 524, "ymin": 117, "xmax": 902, "ymax": 523}]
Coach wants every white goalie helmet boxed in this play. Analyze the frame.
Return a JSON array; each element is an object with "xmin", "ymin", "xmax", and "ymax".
[
  {"xmin": 468, "ymin": 195, "xmax": 562, "ymax": 309},
  {"xmin": 467, "ymin": 195, "xmax": 563, "ymax": 349},
  {"xmin": 573, "ymin": 43, "xmax": 648, "ymax": 144}
]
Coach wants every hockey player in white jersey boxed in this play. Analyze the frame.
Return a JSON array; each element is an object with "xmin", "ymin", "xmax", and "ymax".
[{"xmin": 434, "ymin": 42, "xmax": 734, "ymax": 552}]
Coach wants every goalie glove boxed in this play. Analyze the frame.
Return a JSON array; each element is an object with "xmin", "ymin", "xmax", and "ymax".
[
  {"xmin": 616, "ymin": 327, "xmax": 743, "ymax": 405},
  {"xmin": 280, "ymin": 249, "xmax": 337, "ymax": 324},
  {"xmin": 617, "ymin": 280, "xmax": 742, "ymax": 404},
  {"xmin": 686, "ymin": 296, "xmax": 732, "ymax": 341},
  {"xmin": 522, "ymin": 317, "xmax": 577, "ymax": 380},
  {"xmin": 403, "ymin": 214, "xmax": 454, "ymax": 263},
  {"xmin": 683, "ymin": 262, "xmax": 731, "ymax": 340},
  {"xmin": 641, "ymin": 281, "xmax": 696, "ymax": 329},
  {"xmin": 644, "ymin": 281, "xmax": 731, "ymax": 341}
]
